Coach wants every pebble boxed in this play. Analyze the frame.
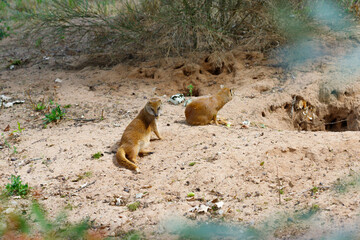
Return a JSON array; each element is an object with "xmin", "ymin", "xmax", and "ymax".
[
  {"xmin": 10, "ymin": 157, "xmax": 17, "ymax": 161},
  {"xmin": 136, "ymin": 193, "xmax": 144, "ymax": 199}
]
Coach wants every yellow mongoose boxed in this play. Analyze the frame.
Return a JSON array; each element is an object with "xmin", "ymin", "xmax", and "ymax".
[
  {"xmin": 185, "ymin": 87, "xmax": 233, "ymax": 125},
  {"xmin": 116, "ymin": 98, "xmax": 162, "ymax": 172}
]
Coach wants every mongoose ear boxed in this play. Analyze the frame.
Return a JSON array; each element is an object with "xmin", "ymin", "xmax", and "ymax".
[{"xmin": 230, "ymin": 89, "xmax": 234, "ymax": 96}]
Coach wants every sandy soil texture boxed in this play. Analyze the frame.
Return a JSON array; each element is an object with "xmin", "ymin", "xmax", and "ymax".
[{"xmin": 1, "ymin": 37, "xmax": 360, "ymax": 239}]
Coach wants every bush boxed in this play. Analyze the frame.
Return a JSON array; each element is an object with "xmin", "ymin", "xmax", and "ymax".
[
  {"xmin": 1, "ymin": 0, "xmax": 357, "ymax": 58},
  {"xmin": 0, "ymin": 0, "xmax": 306, "ymax": 55}
]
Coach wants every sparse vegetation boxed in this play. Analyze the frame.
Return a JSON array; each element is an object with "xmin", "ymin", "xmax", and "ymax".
[
  {"xmin": 0, "ymin": 201, "xmax": 92, "ymax": 239},
  {"xmin": 127, "ymin": 202, "xmax": 140, "ymax": 212},
  {"xmin": 310, "ymin": 186, "xmax": 318, "ymax": 194},
  {"xmin": 12, "ymin": 122, "xmax": 24, "ymax": 134},
  {"xmin": 1, "ymin": 133, "xmax": 18, "ymax": 154},
  {"xmin": 43, "ymin": 104, "xmax": 66, "ymax": 125},
  {"xmin": 187, "ymin": 84, "xmax": 194, "ymax": 97},
  {"xmin": 333, "ymin": 173, "xmax": 360, "ymax": 193},
  {"xmin": 34, "ymin": 102, "xmax": 47, "ymax": 111},
  {"xmin": 4, "ymin": 175, "xmax": 29, "ymax": 197},
  {"xmin": 92, "ymin": 152, "xmax": 103, "ymax": 159}
]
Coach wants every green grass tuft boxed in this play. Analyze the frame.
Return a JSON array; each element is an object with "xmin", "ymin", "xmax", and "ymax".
[
  {"xmin": 4, "ymin": 175, "xmax": 29, "ymax": 197},
  {"xmin": 127, "ymin": 202, "xmax": 140, "ymax": 212},
  {"xmin": 43, "ymin": 104, "xmax": 66, "ymax": 125}
]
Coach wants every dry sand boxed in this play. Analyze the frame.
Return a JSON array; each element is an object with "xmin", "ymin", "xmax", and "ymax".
[{"xmin": 1, "ymin": 38, "xmax": 360, "ymax": 239}]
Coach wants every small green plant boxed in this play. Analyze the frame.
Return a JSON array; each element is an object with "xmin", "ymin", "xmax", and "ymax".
[
  {"xmin": 35, "ymin": 37, "xmax": 42, "ymax": 48},
  {"xmin": 260, "ymin": 161, "xmax": 265, "ymax": 166},
  {"xmin": 4, "ymin": 175, "xmax": 29, "ymax": 197},
  {"xmin": 43, "ymin": 104, "xmax": 66, "ymax": 125},
  {"xmin": 187, "ymin": 192, "xmax": 195, "ymax": 197},
  {"xmin": 11, "ymin": 59, "xmax": 22, "ymax": 65},
  {"xmin": 1, "ymin": 133, "xmax": 18, "ymax": 154},
  {"xmin": 0, "ymin": 19, "xmax": 10, "ymax": 40},
  {"xmin": 72, "ymin": 172, "xmax": 92, "ymax": 182},
  {"xmin": 189, "ymin": 162, "xmax": 196, "ymax": 166},
  {"xmin": 12, "ymin": 122, "xmax": 24, "ymax": 134},
  {"xmin": 187, "ymin": 84, "xmax": 194, "ymax": 97},
  {"xmin": 34, "ymin": 102, "xmax": 47, "ymax": 111},
  {"xmin": 92, "ymin": 152, "xmax": 103, "ymax": 159},
  {"xmin": 310, "ymin": 186, "xmax": 318, "ymax": 194},
  {"xmin": 1, "ymin": 132, "xmax": 11, "ymax": 149},
  {"xmin": 127, "ymin": 202, "xmax": 140, "ymax": 212}
]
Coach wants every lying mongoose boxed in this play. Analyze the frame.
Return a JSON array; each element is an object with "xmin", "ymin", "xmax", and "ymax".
[
  {"xmin": 116, "ymin": 98, "xmax": 162, "ymax": 172},
  {"xmin": 185, "ymin": 87, "xmax": 233, "ymax": 125}
]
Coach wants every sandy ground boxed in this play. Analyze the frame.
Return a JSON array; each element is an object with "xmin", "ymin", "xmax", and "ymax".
[{"xmin": 1, "ymin": 37, "xmax": 360, "ymax": 239}]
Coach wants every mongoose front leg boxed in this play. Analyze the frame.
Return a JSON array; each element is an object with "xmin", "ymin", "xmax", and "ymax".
[
  {"xmin": 151, "ymin": 121, "xmax": 162, "ymax": 139},
  {"xmin": 213, "ymin": 114, "xmax": 219, "ymax": 125}
]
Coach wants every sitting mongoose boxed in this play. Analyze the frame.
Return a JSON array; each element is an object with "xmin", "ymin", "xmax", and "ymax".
[
  {"xmin": 185, "ymin": 87, "xmax": 233, "ymax": 125},
  {"xmin": 116, "ymin": 98, "xmax": 162, "ymax": 172}
]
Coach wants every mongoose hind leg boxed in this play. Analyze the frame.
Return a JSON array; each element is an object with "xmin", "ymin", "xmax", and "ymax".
[
  {"xmin": 139, "ymin": 149, "xmax": 154, "ymax": 156},
  {"xmin": 126, "ymin": 146, "xmax": 139, "ymax": 164},
  {"xmin": 217, "ymin": 117, "xmax": 230, "ymax": 126}
]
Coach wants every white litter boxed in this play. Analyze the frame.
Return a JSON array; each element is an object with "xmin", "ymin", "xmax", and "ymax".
[
  {"xmin": 55, "ymin": 78, "xmax": 62, "ymax": 83},
  {"xmin": 169, "ymin": 94, "xmax": 185, "ymax": 105},
  {"xmin": 0, "ymin": 95, "xmax": 25, "ymax": 108}
]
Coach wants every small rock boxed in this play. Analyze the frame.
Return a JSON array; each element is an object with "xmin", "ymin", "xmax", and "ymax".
[
  {"xmin": 136, "ymin": 193, "xmax": 144, "ymax": 199},
  {"xmin": 55, "ymin": 78, "xmax": 62, "ymax": 83},
  {"xmin": 10, "ymin": 157, "xmax": 17, "ymax": 161},
  {"xmin": 288, "ymin": 147, "xmax": 297, "ymax": 152},
  {"xmin": 124, "ymin": 187, "xmax": 130, "ymax": 193}
]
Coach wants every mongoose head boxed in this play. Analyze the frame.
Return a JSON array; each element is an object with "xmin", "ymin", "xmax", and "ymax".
[
  {"xmin": 145, "ymin": 98, "xmax": 162, "ymax": 118},
  {"xmin": 218, "ymin": 87, "xmax": 234, "ymax": 103}
]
